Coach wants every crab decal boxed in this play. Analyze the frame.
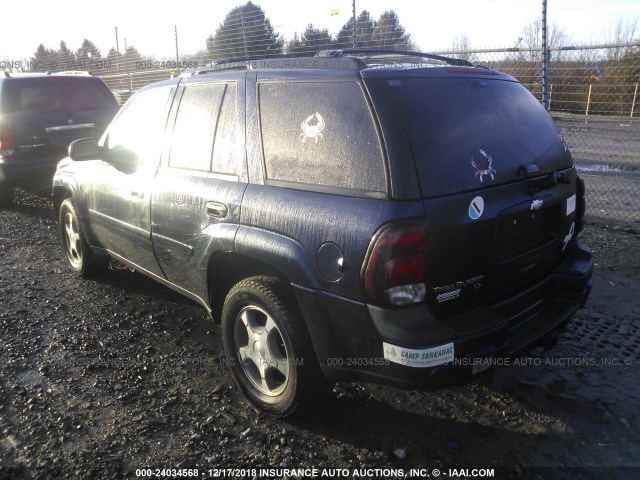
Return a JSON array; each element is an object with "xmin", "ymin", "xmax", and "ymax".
[
  {"xmin": 299, "ymin": 112, "xmax": 325, "ymax": 144},
  {"xmin": 471, "ymin": 149, "xmax": 496, "ymax": 183}
]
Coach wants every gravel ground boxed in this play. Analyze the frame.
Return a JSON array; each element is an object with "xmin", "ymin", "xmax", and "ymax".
[{"xmin": 0, "ymin": 190, "xmax": 639, "ymax": 480}]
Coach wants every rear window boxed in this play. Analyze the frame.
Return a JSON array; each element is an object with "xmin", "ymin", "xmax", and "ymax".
[
  {"xmin": 259, "ymin": 81, "xmax": 385, "ymax": 194},
  {"xmin": 382, "ymin": 77, "xmax": 571, "ymax": 197},
  {"xmin": 1, "ymin": 77, "xmax": 117, "ymax": 114}
]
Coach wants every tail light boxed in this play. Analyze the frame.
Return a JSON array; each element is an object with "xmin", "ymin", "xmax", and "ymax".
[
  {"xmin": 0, "ymin": 125, "xmax": 16, "ymax": 159},
  {"xmin": 576, "ymin": 175, "xmax": 585, "ymax": 233},
  {"xmin": 364, "ymin": 224, "xmax": 427, "ymax": 307}
]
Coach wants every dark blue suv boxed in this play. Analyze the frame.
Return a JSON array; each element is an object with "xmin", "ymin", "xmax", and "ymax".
[
  {"xmin": 0, "ymin": 71, "xmax": 118, "ymax": 204},
  {"xmin": 53, "ymin": 50, "xmax": 593, "ymax": 416}
]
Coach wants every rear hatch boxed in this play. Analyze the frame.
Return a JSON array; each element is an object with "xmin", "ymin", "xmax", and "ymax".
[
  {"xmin": 365, "ymin": 68, "xmax": 578, "ymax": 318},
  {"xmin": 1, "ymin": 76, "xmax": 118, "ymax": 159}
]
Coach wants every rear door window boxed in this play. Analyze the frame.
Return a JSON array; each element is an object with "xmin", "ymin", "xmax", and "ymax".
[
  {"xmin": 169, "ymin": 84, "xmax": 226, "ymax": 172},
  {"xmin": 381, "ymin": 77, "xmax": 572, "ymax": 197},
  {"xmin": 259, "ymin": 81, "xmax": 385, "ymax": 194},
  {"xmin": 211, "ymin": 84, "xmax": 239, "ymax": 176}
]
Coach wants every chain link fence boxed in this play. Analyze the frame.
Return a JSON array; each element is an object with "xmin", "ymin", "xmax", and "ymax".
[{"xmin": 4, "ymin": 21, "xmax": 639, "ymax": 226}]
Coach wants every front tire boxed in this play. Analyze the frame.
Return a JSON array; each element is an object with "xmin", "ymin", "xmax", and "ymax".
[
  {"xmin": 59, "ymin": 198, "xmax": 108, "ymax": 277},
  {"xmin": 221, "ymin": 276, "xmax": 331, "ymax": 417}
]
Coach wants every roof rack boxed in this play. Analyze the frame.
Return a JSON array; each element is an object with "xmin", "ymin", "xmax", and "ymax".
[
  {"xmin": 180, "ymin": 48, "xmax": 472, "ymax": 77},
  {"xmin": 2, "ymin": 70, "xmax": 95, "ymax": 78},
  {"xmin": 1, "ymin": 71, "xmax": 46, "ymax": 78},
  {"xmin": 182, "ymin": 55, "xmax": 363, "ymax": 76},
  {"xmin": 318, "ymin": 49, "xmax": 473, "ymax": 67},
  {"xmin": 48, "ymin": 71, "xmax": 93, "ymax": 76},
  {"xmin": 182, "ymin": 64, "xmax": 251, "ymax": 76}
]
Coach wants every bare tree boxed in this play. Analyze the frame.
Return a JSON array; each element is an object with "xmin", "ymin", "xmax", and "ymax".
[
  {"xmin": 605, "ymin": 18, "xmax": 638, "ymax": 60},
  {"xmin": 518, "ymin": 20, "xmax": 571, "ymax": 63},
  {"xmin": 607, "ymin": 18, "xmax": 638, "ymax": 44},
  {"xmin": 450, "ymin": 35, "xmax": 476, "ymax": 63},
  {"xmin": 522, "ymin": 19, "xmax": 571, "ymax": 50}
]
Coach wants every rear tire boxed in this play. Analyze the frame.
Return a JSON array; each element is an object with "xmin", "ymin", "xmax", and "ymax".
[
  {"xmin": 59, "ymin": 197, "xmax": 108, "ymax": 277},
  {"xmin": 221, "ymin": 276, "xmax": 332, "ymax": 417}
]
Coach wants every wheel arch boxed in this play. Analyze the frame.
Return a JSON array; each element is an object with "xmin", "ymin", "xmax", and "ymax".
[
  {"xmin": 52, "ymin": 177, "xmax": 99, "ymax": 247},
  {"xmin": 52, "ymin": 173, "xmax": 81, "ymax": 221},
  {"xmin": 207, "ymin": 251, "xmax": 290, "ymax": 321},
  {"xmin": 52, "ymin": 185, "xmax": 72, "ymax": 221},
  {"xmin": 207, "ymin": 225, "xmax": 321, "ymax": 317}
]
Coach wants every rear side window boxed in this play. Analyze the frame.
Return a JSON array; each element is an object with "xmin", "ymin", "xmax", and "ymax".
[
  {"xmin": 169, "ymin": 84, "xmax": 225, "ymax": 172},
  {"xmin": 1, "ymin": 77, "xmax": 117, "ymax": 114},
  {"xmin": 259, "ymin": 81, "xmax": 385, "ymax": 193},
  {"xmin": 381, "ymin": 77, "xmax": 572, "ymax": 197}
]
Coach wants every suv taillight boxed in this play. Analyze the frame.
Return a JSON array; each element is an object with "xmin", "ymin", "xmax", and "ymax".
[
  {"xmin": 0, "ymin": 126, "xmax": 16, "ymax": 159},
  {"xmin": 364, "ymin": 225, "xmax": 427, "ymax": 307},
  {"xmin": 576, "ymin": 175, "xmax": 586, "ymax": 233}
]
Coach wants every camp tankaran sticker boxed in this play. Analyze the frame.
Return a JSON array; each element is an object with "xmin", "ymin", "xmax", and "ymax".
[
  {"xmin": 383, "ymin": 342, "xmax": 455, "ymax": 368},
  {"xmin": 471, "ymin": 149, "xmax": 496, "ymax": 183},
  {"xmin": 299, "ymin": 112, "xmax": 325, "ymax": 144}
]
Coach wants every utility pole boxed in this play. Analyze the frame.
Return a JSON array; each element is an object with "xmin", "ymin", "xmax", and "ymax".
[
  {"xmin": 175, "ymin": 25, "xmax": 180, "ymax": 66},
  {"xmin": 352, "ymin": 0, "xmax": 357, "ymax": 49},
  {"xmin": 115, "ymin": 27, "xmax": 121, "ymax": 76},
  {"xmin": 124, "ymin": 38, "xmax": 132, "ymax": 92},
  {"xmin": 542, "ymin": 0, "xmax": 550, "ymax": 111}
]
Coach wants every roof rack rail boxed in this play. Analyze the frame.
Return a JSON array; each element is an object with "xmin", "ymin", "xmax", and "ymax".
[
  {"xmin": 318, "ymin": 49, "xmax": 473, "ymax": 67},
  {"xmin": 182, "ymin": 64, "xmax": 251, "ymax": 77},
  {"xmin": 180, "ymin": 48, "xmax": 472, "ymax": 77},
  {"xmin": 182, "ymin": 54, "xmax": 363, "ymax": 76},
  {"xmin": 48, "ymin": 70, "xmax": 93, "ymax": 76}
]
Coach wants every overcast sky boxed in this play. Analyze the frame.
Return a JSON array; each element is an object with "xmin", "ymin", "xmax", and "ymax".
[{"xmin": 2, "ymin": 0, "xmax": 638, "ymax": 60}]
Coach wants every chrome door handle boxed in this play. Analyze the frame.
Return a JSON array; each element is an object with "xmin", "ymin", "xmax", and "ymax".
[{"xmin": 205, "ymin": 201, "xmax": 228, "ymax": 218}]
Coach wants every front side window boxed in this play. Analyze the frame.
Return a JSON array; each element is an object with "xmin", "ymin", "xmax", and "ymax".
[
  {"xmin": 259, "ymin": 81, "xmax": 385, "ymax": 193},
  {"xmin": 106, "ymin": 86, "xmax": 172, "ymax": 167}
]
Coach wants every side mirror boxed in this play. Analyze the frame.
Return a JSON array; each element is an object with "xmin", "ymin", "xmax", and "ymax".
[
  {"xmin": 105, "ymin": 145, "xmax": 142, "ymax": 172},
  {"xmin": 69, "ymin": 138, "xmax": 99, "ymax": 161}
]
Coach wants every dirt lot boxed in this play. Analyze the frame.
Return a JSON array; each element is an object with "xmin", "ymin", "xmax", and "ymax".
[{"xmin": 0, "ymin": 190, "xmax": 639, "ymax": 480}]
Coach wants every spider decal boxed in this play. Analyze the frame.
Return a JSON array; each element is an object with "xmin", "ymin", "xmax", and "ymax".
[
  {"xmin": 299, "ymin": 112, "xmax": 325, "ymax": 144},
  {"xmin": 471, "ymin": 149, "xmax": 496, "ymax": 183}
]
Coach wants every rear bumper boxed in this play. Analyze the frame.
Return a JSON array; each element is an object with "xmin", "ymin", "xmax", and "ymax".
[
  {"xmin": 0, "ymin": 154, "xmax": 64, "ymax": 189},
  {"xmin": 295, "ymin": 240, "xmax": 593, "ymax": 389}
]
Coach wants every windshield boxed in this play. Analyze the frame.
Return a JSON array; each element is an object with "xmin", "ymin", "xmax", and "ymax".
[{"xmin": 382, "ymin": 76, "xmax": 571, "ymax": 197}]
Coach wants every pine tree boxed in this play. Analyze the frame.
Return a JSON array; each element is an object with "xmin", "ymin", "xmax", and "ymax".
[
  {"xmin": 206, "ymin": 2, "xmax": 283, "ymax": 60},
  {"xmin": 288, "ymin": 24, "xmax": 333, "ymax": 55}
]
